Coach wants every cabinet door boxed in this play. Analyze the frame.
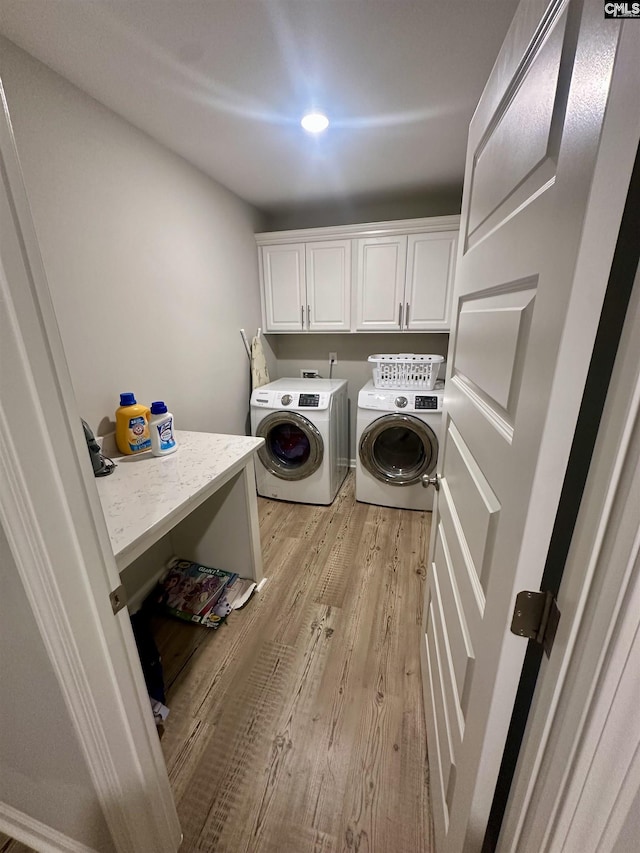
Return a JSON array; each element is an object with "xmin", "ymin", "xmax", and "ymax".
[
  {"xmin": 305, "ymin": 240, "xmax": 351, "ymax": 331},
  {"xmin": 405, "ymin": 231, "xmax": 458, "ymax": 330},
  {"xmin": 261, "ymin": 244, "xmax": 305, "ymax": 331},
  {"xmin": 356, "ymin": 235, "xmax": 407, "ymax": 331}
]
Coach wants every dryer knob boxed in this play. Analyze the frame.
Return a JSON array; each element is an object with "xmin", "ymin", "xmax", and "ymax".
[
  {"xmin": 281, "ymin": 394, "xmax": 293, "ymax": 406},
  {"xmin": 395, "ymin": 396, "xmax": 408, "ymax": 408}
]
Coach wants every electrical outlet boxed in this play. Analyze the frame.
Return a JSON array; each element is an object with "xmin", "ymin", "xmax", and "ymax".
[
  {"xmin": 300, "ymin": 369, "xmax": 319, "ymax": 379},
  {"xmin": 329, "ymin": 352, "xmax": 338, "ymax": 364}
]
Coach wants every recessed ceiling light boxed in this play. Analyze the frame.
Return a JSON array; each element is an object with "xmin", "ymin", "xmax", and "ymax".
[{"xmin": 301, "ymin": 112, "xmax": 329, "ymax": 133}]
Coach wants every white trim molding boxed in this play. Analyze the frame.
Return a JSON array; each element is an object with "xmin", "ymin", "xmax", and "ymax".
[
  {"xmin": 0, "ymin": 803, "xmax": 96, "ymax": 853},
  {"xmin": 500, "ymin": 268, "xmax": 640, "ymax": 852},
  {"xmin": 0, "ymin": 79, "xmax": 181, "ymax": 852},
  {"xmin": 255, "ymin": 214, "xmax": 461, "ymax": 245}
]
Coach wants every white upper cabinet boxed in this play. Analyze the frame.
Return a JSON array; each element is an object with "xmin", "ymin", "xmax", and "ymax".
[
  {"xmin": 357, "ymin": 229, "xmax": 458, "ymax": 331},
  {"xmin": 260, "ymin": 240, "xmax": 350, "ymax": 332},
  {"xmin": 261, "ymin": 244, "xmax": 305, "ymax": 331},
  {"xmin": 405, "ymin": 231, "xmax": 458, "ymax": 330},
  {"xmin": 256, "ymin": 216, "xmax": 460, "ymax": 333},
  {"xmin": 355, "ymin": 235, "xmax": 407, "ymax": 330},
  {"xmin": 305, "ymin": 240, "xmax": 351, "ymax": 331}
]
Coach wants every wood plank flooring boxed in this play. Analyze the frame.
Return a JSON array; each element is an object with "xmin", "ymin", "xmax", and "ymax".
[
  {"xmin": 0, "ymin": 474, "xmax": 433, "ymax": 853},
  {"xmin": 157, "ymin": 472, "xmax": 435, "ymax": 853},
  {"xmin": 0, "ymin": 834, "xmax": 32, "ymax": 853}
]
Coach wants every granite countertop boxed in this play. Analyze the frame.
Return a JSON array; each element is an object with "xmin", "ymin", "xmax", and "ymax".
[{"xmin": 96, "ymin": 430, "xmax": 263, "ymax": 569}]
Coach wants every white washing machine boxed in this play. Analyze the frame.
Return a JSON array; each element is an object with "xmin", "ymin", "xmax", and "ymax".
[
  {"xmin": 356, "ymin": 380, "xmax": 444, "ymax": 511},
  {"xmin": 250, "ymin": 378, "xmax": 349, "ymax": 505}
]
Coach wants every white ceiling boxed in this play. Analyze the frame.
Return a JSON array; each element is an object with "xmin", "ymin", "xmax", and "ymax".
[{"xmin": 0, "ymin": 1, "xmax": 519, "ymax": 213}]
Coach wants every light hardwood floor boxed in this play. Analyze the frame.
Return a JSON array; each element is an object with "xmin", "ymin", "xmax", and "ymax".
[
  {"xmin": 0, "ymin": 834, "xmax": 33, "ymax": 853},
  {"xmin": 157, "ymin": 472, "xmax": 434, "ymax": 853},
  {"xmin": 0, "ymin": 474, "xmax": 434, "ymax": 853}
]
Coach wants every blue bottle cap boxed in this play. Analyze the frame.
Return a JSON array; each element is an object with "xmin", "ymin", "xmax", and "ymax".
[
  {"xmin": 119, "ymin": 392, "xmax": 137, "ymax": 406},
  {"xmin": 150, "ymin": 401, "xmax": 168, "ymax": 415}
]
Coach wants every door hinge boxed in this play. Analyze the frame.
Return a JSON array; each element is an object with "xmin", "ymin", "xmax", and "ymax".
[
  {"xmin": 109, "ymin": 584, "xmax": 127, "ymax": 615},
  {"xmin": 510, "ymin": 590, "xmax": 560, "ymax": 657}
]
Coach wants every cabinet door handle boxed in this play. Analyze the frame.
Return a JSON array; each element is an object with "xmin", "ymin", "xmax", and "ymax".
[
  {"xmin": 405, "ymin": 302, "xmax": 410, "ymax": 327},
  {"xmin": 307, "ymin": 304, "xmax": 311, "ymax": 329},
  {"xmin": 301, "ymin": 305, "xmax": 304, "ymax": 328},
  {"xmin": 398, "ymin": 303, "xmax": 403, "ymax": 327}
]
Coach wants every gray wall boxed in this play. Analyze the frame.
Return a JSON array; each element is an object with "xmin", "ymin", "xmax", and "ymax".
[
  {"xmin": 0, "ymin": 36, "xmax": 272, "ymax": 437},
  {"xmin": 262, "ymin": 188, "xmax": 462, "ymax": 232},
  {"xmin": 0, "ymin": 523, "xmax": 114, "ymax": 851},
  {"xmin": 269, "ymin": 332, "xmax": 449, "ymax": 460},
  {"xmin": 0, "ymin": 36, "xmax": 454, "ymax": 456}
]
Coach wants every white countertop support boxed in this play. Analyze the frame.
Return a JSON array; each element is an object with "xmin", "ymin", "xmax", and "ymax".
[{"xmin": 96, "ymin": 431, "xmax": 265, "ymax": 608}]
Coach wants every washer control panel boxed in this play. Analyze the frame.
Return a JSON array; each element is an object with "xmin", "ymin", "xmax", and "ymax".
[
  {"xmin": 299, "ymin": 393, "xmax": 320, "ymax": 407},
  {"xmin": 395, "ymin": 396, "xmax": 408, "ymax": 408},
  {"xmin": 252, "ymin": 390, "xmax": 330, "ymax": 410}
]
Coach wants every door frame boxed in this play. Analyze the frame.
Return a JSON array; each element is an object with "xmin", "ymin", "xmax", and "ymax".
[
  {"xmin": 497, "ymin": 108, "xmax": 640, "ymax": 850},
  {"xmin": 501, "ymin": 263, "xmax": 640, "ymax": 851},
  {"xmin": 0, "ymin": 80, "xmax": 180, "ymax": 851}
]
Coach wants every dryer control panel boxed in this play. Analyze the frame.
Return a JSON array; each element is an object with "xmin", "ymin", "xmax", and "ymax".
[
  {"xmin": 358, "ymin": 383, "xmax": 444, "ymax": 413},
  {"xmin": 415, "ymin": 395, "xmax": 439, "ymax": 410}
]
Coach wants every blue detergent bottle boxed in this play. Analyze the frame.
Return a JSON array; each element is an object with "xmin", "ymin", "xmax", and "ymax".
[{"xmin": 148, "ymin": 401, "xmax": 178, "ymax": 456}]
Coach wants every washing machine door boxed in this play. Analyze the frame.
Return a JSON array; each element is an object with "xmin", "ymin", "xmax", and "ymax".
[
  {"xmin": 256, "ymin": 411, "xmax": 324, "ymax": 480},
  {"xmin": 359, "ymin": 413, "xmax": 438, "ymax": 485}
]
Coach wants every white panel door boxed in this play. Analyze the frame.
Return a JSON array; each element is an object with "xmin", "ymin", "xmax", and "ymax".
[
  {"xmin": 405, "ymin": 232, "xmax": 457, "ymax": 330},
  {"xmin": 305, "ymin": 239, "xmax": 351, "ymax": 331},
  {"xmin": 261, "ymin": 243, "xmax": 305, "ymax": 331},
  {"xmin": 355, "ymin": 234, "xmax": 407, "ymax": 330},
  {"xmin": 420, "ymin": 3, "xmax": 635, "ymax": 851}
]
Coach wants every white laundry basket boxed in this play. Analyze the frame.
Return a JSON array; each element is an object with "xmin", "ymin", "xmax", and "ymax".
[{"xmin": 368, "ymin": 354, "xmax": 444, "ymax": 390}]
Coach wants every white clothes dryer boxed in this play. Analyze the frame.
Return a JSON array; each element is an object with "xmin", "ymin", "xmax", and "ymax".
[
  {"xmin": 250, "ymin": 378, "xmax": 348, "ymax": 505},
  {"xmin": 356, "ymin": 380, "xmax": 443, "ymax": 511}
]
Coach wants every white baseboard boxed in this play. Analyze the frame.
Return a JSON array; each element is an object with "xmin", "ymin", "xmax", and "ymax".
[{"xmin": 0, "ymin": 802, "xmax": 96, "ymax": 853}]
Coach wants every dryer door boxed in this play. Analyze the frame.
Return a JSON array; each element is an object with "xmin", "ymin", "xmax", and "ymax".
[
  {"xmin": 256, "ymin": 411, "xmax": 324, "ymax": 480},
  {"xmin": 359, "ymin": 413, "xmax": 437, "ymax": 485}
]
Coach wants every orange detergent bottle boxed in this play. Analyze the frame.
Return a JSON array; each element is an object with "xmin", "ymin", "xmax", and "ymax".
[{"xmin": 115, "ymin": 392, "xmax": 151, "ymax": 455}]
